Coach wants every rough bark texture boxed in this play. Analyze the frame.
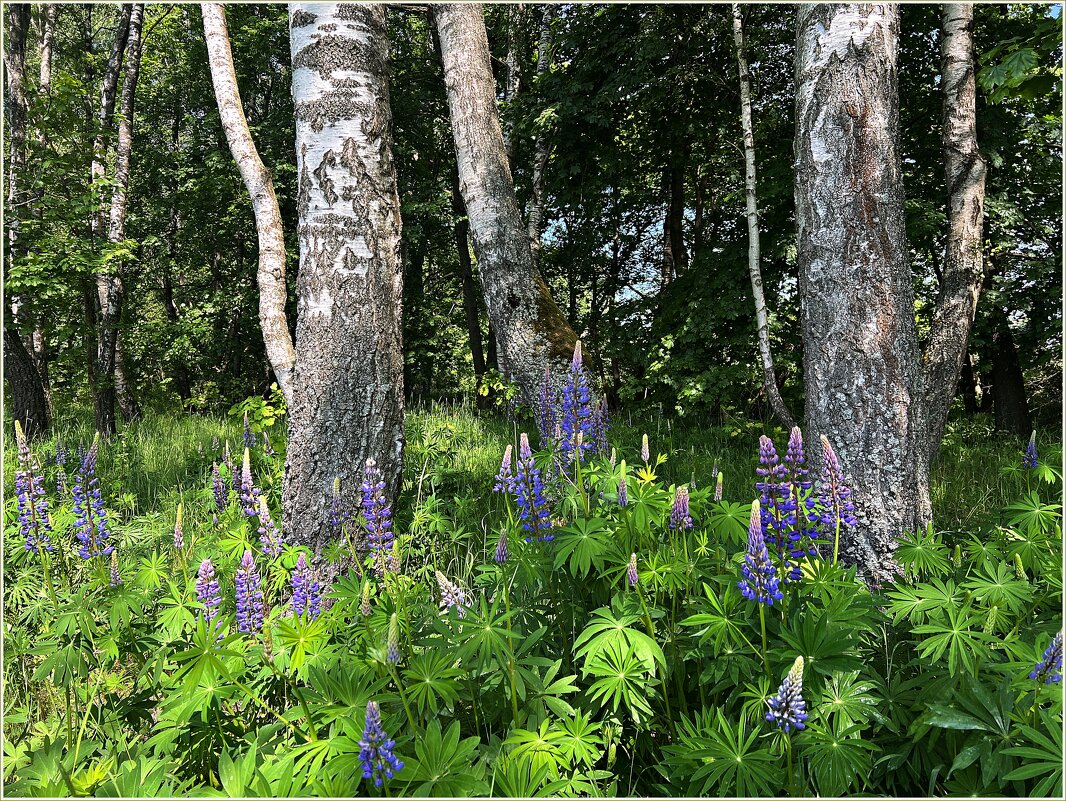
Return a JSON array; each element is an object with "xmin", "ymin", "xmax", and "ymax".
[
  {"xmin": 921, "ymin": 4, "xmax": 987, "ymax": 463},
  {"xmin": 4, "ymin": 327, "xmax": 51, "ymax": 439},
  {"xmin": 733, "ymin": 4, "xmax": 795, "ymax": 431},
  {"xmin": 526, "ymin": 4, "xmax": 552, "ymax": 267},
  {"xmin": 501, "ymin": 2, "xmax": 523, "ymax": 168},
  {"xmin": 433, "ymin": 2, "xmax": 578, "ymax": 405},
  {"xmin": 452, "ymin": 169, "xmax": 487, "ymax": 384},
  {"xmin": 795, "ymin": 4, "xmax": 922, "ymax": 583},
  {"xmin": 203, "ymin": 3, "xmax": 297, "ymax": 406},
  {"xmin": 285, "ymin": 3, "xmax": 406, "ymax": 553}
]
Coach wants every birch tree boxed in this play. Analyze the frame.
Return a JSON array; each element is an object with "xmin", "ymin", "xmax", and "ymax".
[
  {"xmin": 795, "ymin": 4, "xmax": 923, "ymax": 582},
  {"xmin": 732, "ymin": 4, "xmax": 794, "ymax": 430},
  {"xmin": 203, "ymin": 3, "xmax": 297, "ymax": 405},
  {"xmin": 433, "ymin": 2, "xmax": 579, "ymax": 405},
  {"xmin": 284, "ymin": 3, "xmax": 405, "ymax": 551}
]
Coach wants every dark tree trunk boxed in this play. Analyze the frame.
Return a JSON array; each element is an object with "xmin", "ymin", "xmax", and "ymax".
[
  {"xmin": 285, "ymin": 3, "xmax": 406, "ymax": 553},
  {"xmin": 991, "ymin": 311, "xmax": 1031, "ymax": 436},
  {"xmin": 960, "ymin": 351, "xmax": 979, "ymax": 415},
  {"xmin": 433, "ymin": 2, "xmax": 580, "ymax": 406},
  {"xmin": 4, "ymin": 325, "xmax": 51, "ymax": 439},
  {"xmin": 795, "ymin": 4, "xmax": 922, "ymax": 583}
]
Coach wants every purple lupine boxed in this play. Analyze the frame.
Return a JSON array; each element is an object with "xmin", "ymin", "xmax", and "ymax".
[
  {"xmin": 1029, "ymin": 630, "xmax": 1063, "ymax": 684},
  {"xmin": 72, "ymin": 439, "xmax": 113, "ymax": 560},
  {"xmin": 493, "ymin": 445, "xmax": 515, "ymax": 494},
  {"xmin": 758, "ymin": 435, "xmax": 802, "ymax": 584},
  {"xmin": 109, "ymin": 551, "xmax": 122, "ymax": 587},
  {"xmin": 257, "ymin": 496, "xmax": 284, "ymax": 557},
  {"xmin": 783, "ymin": 427, "xmax": 820, "ymax": 561},
  {"xmin": 766, "ymin": 656, "xmax": 808, "ymax": 733},
  {"xmin": 514, "ymin": 433, "xmax": 553, "ymax": 542},
  {"xmin": 386, "ymin": 612, "xmax": 401, "ymax": 664},
  {"xmin": 627, "ymin": 553, "xmax": 639, "ymax": 587},
  {"xmin": 14, "ymin": 421, "xmax": 54, "ymax": 554},
  {"xmin": 536, "ymin": 367, "xmax": 557, "ymax": 449},
  {"xmin": 211, "ymin": 462, "xmax": 227, "ymax": 521},
  {"xmin": 235, "ymin": 550, "xmax": 265, "ymax": 634},
  {"xmin": 808, "ymin": 437, "xmax": 857, "ymax": 565},
  {"xmin": 669, "ymin": 486, "xmax": 693, "ymax": 530},
  {"xmin": 239, "ymin": 448, "xmax": 259, "ymax": 520},
  {"xmin": 291, "ymin": 553, "xmax": 321, "ymax": 620},
  {"xmin": 641, "ymin": 434, "xmax": 650, "ymax": 463},
  {"xmin": 329, "ymin": 477, "xmax": 345, "ymax": 541},
  {"xmin": 738, "ymin": 500, "xmax": 782, "ymax": 605},
  {"xmin": 173, "ymin": 504, "xmax": 184, "ymax": 550},
  {"xmin": 361, "ymin": 458, "xmax": 394, "ymax": 578},
  {"xmin": 617, "ymin": 475, "xmax": 629, "ymax": 507},
  {"xmin": 196, "ymin": 559, "xmax": 222, "ymax": 626},
  {"xmin": 359, "ymin": 701, "xmax": 404, "ymax": 788},
  {"xmin": 494, "ymin": 529, "xmax": 509, "ymax": 563},
  {"xmin": 1023, "ymin": 432, "xmax": 1038, "ymax": 470},
  {"xmin": 55, "ymin": 440, "xmax": 68, "ymax": 468},
  {"xmin": 435, "ymin": 570, "xmax": 468, "ymax": 618},
  {"xmin": 591, "ymin": 397, "xmax": 610, "ymax": 456},
  {"xmin": 559, "ymin": 341, "xmax": 594, "ymax": 466},
  {"xmin": 243, "ymin": 411, "xmax": 254, "ymax": 450}
]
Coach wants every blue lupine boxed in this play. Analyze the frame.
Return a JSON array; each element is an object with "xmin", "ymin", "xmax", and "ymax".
[
  {"xmin": 808, "ymin": 436, "xmax": 857, "ymax": 538},
  {"xmin": 243, "ymin": 411, "xmax": 254, "ymax": 450},
  {"xmin": 559, "ymin": 341, "xmax": 594, "ymax": 466},
  {"xmin": 291, "ymin": 552, "xmax": 321, "ymax": 620},
  {"xmin": 359, "ymin": 701, "xmax": 403, "ymax": 788},
  {"xmin": 739, "ymin": 499, "xmax": 782, "ymax": 605},
  {"xmin": 109, "ymin": 551, "xmax": 122, "ymax": 587},
  {"xmin": 435, "ymin": 570, "xmax": 468, "ymax": 618},
  {"xmin": 536, "ymin": 367, "xmax": 557, "ymax": 449},
  {"xmin": 493, "ymin": 445, "xmax": 515, "ymax": 494},
  {"xmin": 386, "ymin": 612, "xmax": 401, "ymax": 664},
  {"xmin": 211, "ymin": 462, "xmax": 227, "ymax": 521},
  {"xmin": 767, "ymin": 656, "xmax": 808, "ymax": 733},
  {"xmin": 196, "ymin": 559, "xmax": 222, "ymax": 626},
  {"xmin": 514, "ymin": 433, "xmax": 553, "ymax": 542},
  {"xmin": 669, "ymin": 485, "xmax": 693, "ymax": 530},
  {"xmin": 627, "ymin": 553, "xmax": 639, "ymax": 587},
  {"xmin": 1030, "ymin": 630, "xmax": 1063, "ymax": 684},
  {"xmin": 72, "ymin": 439, "xmax": 113, "ymax": 560},
  {"xmin": 494, "ymin": 529, "xmax": 509, "ymax": 563},
  {"xmin": 235, "ymin": 550, "xmax": 265, "ymax": 634},
  {"xmin": 14, "ymin": 421, "xmax": 54, "ymax": 554},
  {"xmin": 258, "ymin": 496, "xmax": 284, "ymax": 557},
  {"xmin": 617, "ymin": 475, "xmax": 629, "ymax": 507},
  {"xmin": 55, "ymin": 440, "xmax": 68, "ymax": 467},
  {"xmin": 759, "ymin": 435, "xmax": 804, "ymax": 583},
  {"xmin": 1023, "ymin": 432, "xmax": 1038, "ymax": 470},
  {"xmin": 361, "ymin": 458, "xmax": 395, "ymax": 577}
]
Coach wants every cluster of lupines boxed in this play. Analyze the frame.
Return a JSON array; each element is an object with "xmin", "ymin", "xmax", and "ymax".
[
  {"xmin": 72, "ymin": 439, "xmax": 114, "ymax": 560},
  {"xmin": 54, "ymin": 440, "xmax": 69, "ymax": 498},
  {"xmin": 1030, "ymin": 630, "xmax": 1063, "ymax": 684},
  {"xmin": 361, "ymin": 458, "xmax": 395, "ymax": 577},
  {"xmin": 14, "ymin": 421, "xmax": 54, "ymax": 554},
  {"xmin": 257, "ymin": 496, "xmax": 284, "ymax": 557},
  {"xmin": 513, "ymin": 434, "xmax": 553, "ymax": 542},
  {"xmin": 235, "ymin": 550, "xmax": 265, "ymax": 634},
  {"xmin": 1023, "ymin": 431, "xmax": 1039, "ymax": 470},
  {"xmin": 756, "ymin": 433, "xmax": 806, "ymax": 584},
  {"xmin": 291, "ymin": 552, "xmax": 322, "ymax": 621},
  {"xmin": 559, "ymin": 342, "xmax": 595, "ymax": 466},
  {"xmin": 738, "ymin": 499, "xmax": 782, "ymax": 605},
  {"xmin": 359, "ymin": 701, "xmax": 403, "ymax": 788},
  {"xmin": 196, "ymin": 559, "xmax": 222, "ymax": 626},
  {"xmin": 223, "ymin": 442, "xmax": 240, "ymax": 496},
  {"xmin": 436, "ymin": 570, "xmax": 468, "ymax": 618},
  {"xmin": 766, "ymin": 656, "xmax": 808, "ymax": 733}
]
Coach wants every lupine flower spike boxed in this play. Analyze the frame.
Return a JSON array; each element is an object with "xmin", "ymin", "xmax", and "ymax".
[
  {"xmin": 235, "ymin": 550, "xmax": 265, "ymax": 634},
  {"xmin": 767, "ymin": 656, "xmax": 808, "ymax": 733},
  {"xmin": 669, "ymin": 485, "xmax": 693, "ymax": 530},
  {"xmin": 617, "ymin": 473, "xmax": 628, "ymax": 507},
  {"xmin": 196, "ymin": 559, "xmax": 222, "ymax": 626},
  {"xmin": 738, "ymin": 499, "xmax": 782, "ymax": 605},
  {"xmin": 494, "ymin": 528, "xmax": 509, "ymax": 563},
  {"xmin": 714, "ymin": 471, "xmax": 723, "ymax": 502},
  {"xmin": 536, "ymin": 367, "xmax": 556, "ymax": 449},
  {"xmin": 72, "ymin": 437, "xmax": 113, "ymax": 560},
  {"xmin": 810, "ymin": 435, "xmax": 856, "ymax": 565},
  {"xmin": 362, "ymin": 458, "xmax": 395, "ymax": 577},
  {"xmin": 436, "ymin": 570, "xmax": 468, "ymax": 618},
  {"xmin": 173, "ymin": 503, "xmax": 184, "ymax": 550},
  {"xmin": 14, "ymin": 421, "xmax": 54, "ymax": 554},
  {"xmin": 759, "ymin": 435, "xmax": 803, "ymax": 583},
  {"xmin": 329, "ymin": 477, "xmax": 345, "ymax": 540},
  {"xmin": 493, "ymin": 445, "xmax": 515, "ymax": 493},
  {"xmin": 109, "ymin": 551, "xmax": 122, "ymax": 587},
  {"xmin": 514, "ymin": 433, "xmax": 553, "ymax": 542},
  {"xmin": 291, "ymin": 553, "xmax": 322, "ymax": 621},
  {"xmin": 1030, "ymin": 630, "xmax": 1063, "ymax": 684},
  {"xmin": 211, "ymin": 463, "xmax": 227, "ymax": 523},
  {"xmin": 359, "ymin": 700, "xmax": 404, "ymax": 788},
  {"xmin": 1023, "ymin": 431, "xmax": 1038, "ymax": 469},
  {"xmin": 641, "ymin": 434, "xmax": 650, "ymax": 463},
  {"xmin": 258, "ymin": 496, "xmax": 284, "ymax": 557},
  {"xmin": 240, "ymin": 448, "xmax": 259, "ymax": 520},
  {"xmin": 627, "ymin": 553, "xmax": 639, "ymax": 587},
  {"xmin": 386, "ymin": 613, "xmax": 401, "ymax": 664},
  {"xmin": 360, "ymin": 581, "xmax": 373, "ymax": 617},
  {"xmin": 560, "ymin": 341, "xmax": 594, "ymax": 465}
]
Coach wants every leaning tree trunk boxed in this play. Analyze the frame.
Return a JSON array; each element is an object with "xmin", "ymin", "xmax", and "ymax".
[
  {"xmin": 433, "ymin": 2, "xmax": 579, "ymax": 405},
  {"xmin": 285, "ymin": 3, "xmax": 406, "ymax": 553},
  {"xmin": 920, "ymin": 3, "xmax": 987, "ymax": 466},
  {"xmin": 733, "ymin": 4, "xmax": 795, "ymax": 431},
  {"xmin": 795, "ymin": 4, "xmax": 923, "ymax": 583},
  {"xmin": 203, "ymin": 3, "xmax": 297, "ymax": 406}
]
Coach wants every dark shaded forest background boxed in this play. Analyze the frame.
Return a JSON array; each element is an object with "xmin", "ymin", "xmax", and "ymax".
[{"xmin": 5, "ymin": 3, "xmax": 1061, "ymax": 429}]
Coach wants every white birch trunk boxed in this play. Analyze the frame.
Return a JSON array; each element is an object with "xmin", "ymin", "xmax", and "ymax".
[{"xmin": 203, "ymin": 3, "xmax": 297, "ymax": 406}]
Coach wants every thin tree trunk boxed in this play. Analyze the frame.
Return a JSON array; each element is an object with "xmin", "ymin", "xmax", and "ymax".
[
  {"xmin": 960, "ymin": 350, "xmax": 979, "ymax": 415},
  {"xmin": 795, "ymin": 4, "xmax": 922, "ymax": 583},
  {"xmin": 203, "ymin": 3, "xmax": 297, "ymax": 405},
  {"xmin": 114, "ymin": 334, "xmax": 140, "ymax": 421},
  {"xmin": 433, "ymin": 2, "xmax": 579, "ymax": 406},
  {"xmin": 452, "ymin": 169, "xmax": 487, "ymax": 385},
  {"xmin": 285, "ymin": 3, "xmax": 406, "ymax": 552},
  {"xmin": 39, "ymin": 4, "xmax": 57, "ymax": 92},
  {"xmin": 991, "ymin": 309, "xmax": 1031, "ymax": 436},
  {"xmin": 526, "ymin": 4, "xmax": 552, "ymax": 267},
  {"xmin": 733, "ymin": 4, "xmax": 795, "ymax": 431},
  {"xmin": 921, "ymin": 4, "xmax": 987, "ymax": 462}
]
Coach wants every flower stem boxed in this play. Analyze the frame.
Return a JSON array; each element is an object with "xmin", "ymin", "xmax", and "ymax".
[{"xmin": 759, "ymin": 605, "xmax": 769, "ymax": 675}]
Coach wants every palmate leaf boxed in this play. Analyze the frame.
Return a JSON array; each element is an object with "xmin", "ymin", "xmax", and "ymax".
[
  {"xmin": 505, "ymin": 719, "xmax": 569, "ymax": 778},
  {"xmin": 403, "ymin": 719, "xmax": 487, "ymax": 797},
  {"xmin": 401, "ymin": 650, "xmax": 463, "ymax": 717},
  {"xmin": 912, "ymin": 604, "xmax": 993, "ymax": 676},
  {"xmin": 778, "ymin": 610, "xmax": 862, "ymax": 678},
  {"xmin": 490, "ymin": 752, "xmax": 554, "ymax": 798},
  {"xmin": 705, "ymin": 500, "xmax": 751, "ymax": 548},
  {"xmin": 688, "ymin": 709, "xmax": 781, "ymax": 797},
  {"xmin": 816, "ymin": 671, "xmax": 883, "ymax": 728},
  {"xmin": 1001, "ymin": 710, "xmax": 1063, "ymax": 797},
  {"xmin": 885, "ymin": 577, "xmax": 963, "ymax": 624},
  {"xmin": 455, "ymin": 593, "xmax": 516, "ymax": 671},
  {"xmin": 553, "ymin": 517, "xmax": 612, "ymax": 578},
  {"xmin": 585, "ymin": 641, "xmax": 655, "ymax": 722},
  {"xmin": 555, "ymin": 709, "xmax": 604, "ymax": 769},
  {"xmin": 895, "ymin": 526, "xmax": 951, "ymax": 580},
  {"xmin": 962, "ymin": 562, "xmax": 1032, "ymax": 613},
  {"xmin": 573, "ymin": 601, "xmax": 665, "ymax": 674},
  {"xmin": 680, "ymin": 581, "xmax": 754, "ymax": 657},
  {"xmin": 519, "ymin": 659, "xmax": 580, "ymax": 721},
  {"xmin": 800, "ymin": 719, "xmax": 879, "ymax": 796},
  {"xmin": 1005, "ymin": 491, "xmax": 1061, "ymax": 536}
]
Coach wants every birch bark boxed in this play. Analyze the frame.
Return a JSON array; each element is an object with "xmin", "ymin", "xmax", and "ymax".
[
  {"xmin": 203, "ymin": 3, "xmax": 297, "ymax": 405},
  {"xmin": 284, "ymin": 2, "xmax": 406, "ymax": 552}
]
